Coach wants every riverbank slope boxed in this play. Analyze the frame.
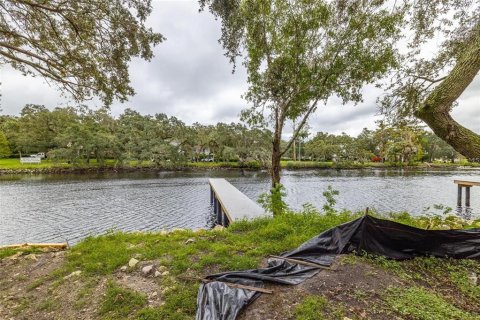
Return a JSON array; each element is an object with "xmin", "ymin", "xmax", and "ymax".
[{"xmin": 1, "ymin": 211, "xmax": 479, "ymax": 319}]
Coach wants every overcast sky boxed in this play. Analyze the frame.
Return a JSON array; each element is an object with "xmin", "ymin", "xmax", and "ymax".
[{"xmin": 0, "ymin": 0, "xmax": 478, "ymax": 137}]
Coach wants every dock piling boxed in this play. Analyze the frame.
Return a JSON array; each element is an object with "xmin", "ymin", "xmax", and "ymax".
[
  {"xmin": 466, "ymin": 187, "xmax": 471, "ymax": 207},
  {"xmin": 454, "ymin": 180, "xmax": 478, "ymax": 209},
  {"xmin": 457, "ymin": 185, "xmax": 463, "ymax": 207}
]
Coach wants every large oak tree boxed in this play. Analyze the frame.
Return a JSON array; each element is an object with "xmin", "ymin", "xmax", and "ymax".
[
  {"xmin": 0, "ymin": 0, "xmax": 163, "ymax": 105},
  {"xmin": 381, "ymin": 1, "xmax": 480, "ymax": 160}
]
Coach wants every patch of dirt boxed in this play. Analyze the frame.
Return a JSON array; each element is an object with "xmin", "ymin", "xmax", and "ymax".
[
  {"xmin": 238, "ymin": 257, "xmax": 405, "ymax": 320},
  {"xmin": 114, "ymin": 260, "xmax": 165, "ymax": 307},
  {"xmin": 1, "ymin": 251, "xmax": 478, "ymax": 320},
  {"xmin": 0, "ymin": 251, "xmax": 177, "ymax": 319}
]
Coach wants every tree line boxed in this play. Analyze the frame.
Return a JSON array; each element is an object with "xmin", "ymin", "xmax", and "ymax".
[
  {"xmin": 0, "ymin": 105, "xmax": 459, "ymax": 166},
  {"xmin": 0, "ymin": 105, "xmax": 272, "ymax": 166}
]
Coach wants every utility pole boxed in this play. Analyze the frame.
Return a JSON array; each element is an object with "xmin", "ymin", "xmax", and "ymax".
[{"xmin": 292, "ymin": 121, "xmax": 296, "ymax": 161}]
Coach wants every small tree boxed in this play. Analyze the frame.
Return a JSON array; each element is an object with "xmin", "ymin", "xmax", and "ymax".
[{"xmin": 202, "ymin": 0, "xmax": 403, "ymax": 208}]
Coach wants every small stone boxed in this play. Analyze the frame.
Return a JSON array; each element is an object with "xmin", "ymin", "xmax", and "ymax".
[
  {"xmin": 161, "ymin": 271, "xmax": 170, "ymax": 276},
  {"xmin": 469, "ymin": 272, "xmax": 478, "ymax": 285},
  {"xmin": 25, "ymin": 254, "xmax": 37, "ymax": 261},
  {"xmin": 154, "ymin": 271, "xmax": 161, "ymax": 277},
  {"xmin": 8, "ymin": 252, "xmax": 22, "ymax": 260},
  {"xmin": 120, "ymin": 266, "xmax": 127, "ymax": 272},
  {"xmin": 64, "ymin": 270, "xmax": 81, "ymax": 280},
  {"xmin": 128, "ymin": 258, "xmax": 139, "ymax": 268},
  {"xmin": 213, "ymin": 225, "xmax": 225, "ymax": 231},
  {"xmin": 158, "ymin": 265, "xmax": 168, "ymax": 273},
  {"xmin": 142, "ymin": 265, "xmax": 153, "ymax": 275},
  {"xmin": 151, "ymin": 291, "xmax": 158, "ymax": 298},
  {"xmin": 185, "ymin": 238, "xmax": 195, "ymax": 245}
]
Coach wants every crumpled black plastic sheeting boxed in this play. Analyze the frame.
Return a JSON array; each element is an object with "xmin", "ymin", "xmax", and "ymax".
[
  {"xmin": 285, "ymin": 215, "xmax": 480, "ymax": 264},
  {"xmin": 196, "ymin": 215, "xmax": 480, "ymax": 320},
  {"xmin": 195, "ymin": 260, "xmax": 320, "ymax": 320}
]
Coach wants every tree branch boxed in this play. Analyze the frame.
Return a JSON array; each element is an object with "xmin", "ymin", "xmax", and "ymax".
[{"xmin": 280, "ymin": 98, "xmax": 319, "ymax": 157}]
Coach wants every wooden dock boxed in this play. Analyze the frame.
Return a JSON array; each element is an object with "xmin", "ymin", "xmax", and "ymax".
[
  {"xmin": 454, "ymin": 180, "xmax": 479, "ymax": 207},
  {"xmin": 209, "ymin": 178, "xmax": 268, "ymax": 226}
]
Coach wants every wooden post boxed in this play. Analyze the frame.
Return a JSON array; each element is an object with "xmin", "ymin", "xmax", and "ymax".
[
  {"xmin": 216, "ymin": 200, "xmax": 222, "ymax": 225},
  {"xmin": 457, "ymin": 185, "xmax": 463, "ymax": 207},
  {"xmin": 210, "ymin": 186, "xmax": 214, "ymax": 204},
  {"xmin": 224, "ymin": 214, "xmax": 230, "ymax": 227},
  {"xmin": 466, "ymin": 186, "xmax": 471, "ymax": 207}
]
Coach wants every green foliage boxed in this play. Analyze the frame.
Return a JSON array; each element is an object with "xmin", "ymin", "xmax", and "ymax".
[
  {"xmin": 0, "ymin": 131, "xmax": 11, "ymax": 158},
  {"xmin": 0, "ymin": 104, "xmax": 468, "ymax": 168},
  {"xmin": 99, "ymin": 281, "xmax": 147, "ymax": 319},
  {"xmin": 0, "ymin": 247, "xmax": 42, "ymax": 260},
  {"xmin": 380, "ymin": 1, "xmax": 478, "ymax": 121},
  {"xmin": 386, "ymin": 210, "xmax": 480, "ymax": 230},
  {"xmin": 202, "ymin": 0, "xmax": 403, "ymax": 186},
  {"xmin": 322, "ymin": 185, "xmax": 339, "ymax": 214},
  {"xmin": 0, "ymin": 1, "xmax": 163, "ymax": 105},
  {"xmin": 0, "ymin": 248, "xmax": 16, "ymax": 259},
  {"xmin": 293, "ymin": 296, "xmax": 328, "ymax": 320},
  {"xmin": 293, "ymin": 295, "xmax": 346, "ymax": 320},
  {"xmin": 258, "ymin": 183, "xmax": 288, "ymax": 216},
  {"xmin": 385, "ymin": 286, "xmax": 479, "ymax": 320}
]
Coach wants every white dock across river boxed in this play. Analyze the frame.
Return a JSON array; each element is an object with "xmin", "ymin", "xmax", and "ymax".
[{"xmin": 209, "ymin": 178, "xmax": 268, "ymax": 226}]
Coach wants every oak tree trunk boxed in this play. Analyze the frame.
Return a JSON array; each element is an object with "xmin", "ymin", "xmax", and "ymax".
[{"xmin": 416, "ymin": 24, "xmax": 480, "ymax": 160}]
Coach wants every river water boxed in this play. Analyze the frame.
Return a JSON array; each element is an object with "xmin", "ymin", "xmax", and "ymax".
[{"xmin": 1, "ymin": 168, "xmax": 479, "ymax": 245}]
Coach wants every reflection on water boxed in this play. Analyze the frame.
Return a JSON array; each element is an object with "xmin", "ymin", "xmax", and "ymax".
[{"xmin": 0, "ymin": 168, "xmax": 479, "ymax": 245}]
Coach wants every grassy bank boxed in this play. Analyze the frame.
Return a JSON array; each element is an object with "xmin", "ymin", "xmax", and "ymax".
[
  {"xmin": 1, "ymin": 158, "xmax": 479, "ymax": 175},
  {"xmin": 1, "ymin": 209, "xmax": 479, "ymax": 319}
]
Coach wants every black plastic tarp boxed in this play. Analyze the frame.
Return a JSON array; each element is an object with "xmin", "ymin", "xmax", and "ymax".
[{"xmin": 195, "ymin": 215, "xmax": 480, "ymax": 320}]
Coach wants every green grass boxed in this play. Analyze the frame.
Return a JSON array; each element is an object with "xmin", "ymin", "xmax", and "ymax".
[
  {"xmin": 0, "ymin": 247, "xmax": 17, "ymax": 259},
  {"xmin": 63, "ymin": 210, "xmax": 359, "ymax": 277},
  {"xmin": 37, "ymin": 297, "xmax": 58, "ymax": 312},
  {"xmin": 57, "ymin": 210, "xmax": 480, "ymax": 319},
  {"xmin": 3, "ymin": 157, "xmax": 479, "ymax": 172},
  {"xmin": 0, "ymin": 158, "xmax": 119, "ymax": 170},
  {"xmin": 0, "ymin": 246, "xmax": 43, "ymax": 259},
  {"xmin": 56, "ymin": 210, "xmax": 359, "ymax": 319},
  {"xmin": 99, "ymin": 281, "xmax": 148, "ymax": 320},
  {"xmin": 293, "ymin": 296, "xmax": 346, "ymax": 320},
  {"xmin": 385, "ymin": 286, "xmax": 480, "ymax": 320},
  {"xmin": 3, "ymin": 209, "xmax": 480, "ymax": 319},
  {"xmin": 293, "ymin": 296, "xmax": 328, "ymax": 320},
  {"xmin": 0, "ymin": 158, "xmax": 69, "ymax": 169}
]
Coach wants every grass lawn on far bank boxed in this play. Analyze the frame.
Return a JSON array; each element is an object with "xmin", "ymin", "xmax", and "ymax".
[
  {"xmin": 1, "ymin": 209, "xmax": 479, "ymax": 319},
  {"xmin": 1, "ymin": 157, "xmax": 479, "ymax": 172}
]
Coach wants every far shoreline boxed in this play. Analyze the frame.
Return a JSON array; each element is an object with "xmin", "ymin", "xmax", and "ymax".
[{"xmin": 1, "ymin": 159, "xmax": 479, "ymax": 176}]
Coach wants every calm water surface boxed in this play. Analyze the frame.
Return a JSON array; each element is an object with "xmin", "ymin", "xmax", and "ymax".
[{"xmin": 1, "ymin": 168, "xmax": 479, "ymax": 245}]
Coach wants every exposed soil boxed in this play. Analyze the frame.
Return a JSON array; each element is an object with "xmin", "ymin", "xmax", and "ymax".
[
  {"xmin": 1, "ymin": 251, "xmax": 478, "ymax": 320},
  {"xmin": 237, "ymin": 258, "xmax": 403, "ymax": 320}
]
